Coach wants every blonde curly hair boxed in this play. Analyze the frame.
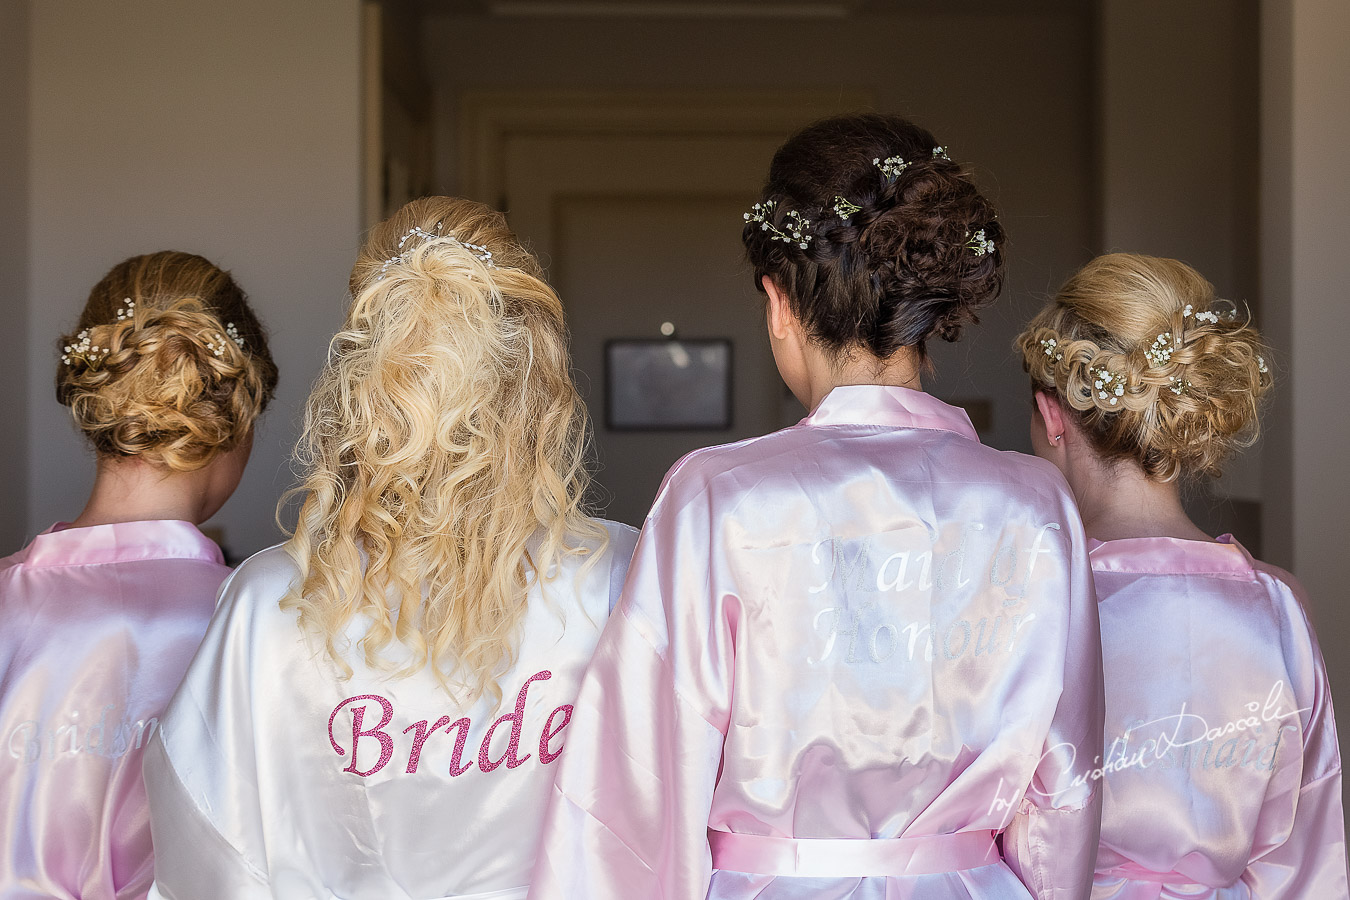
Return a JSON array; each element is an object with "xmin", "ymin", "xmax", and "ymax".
[
  {"xmin": 281, "ymin": 196, "xmax": 606, "ymax": 702},
  {"xmin": 1015, "ymin": 253, "xmax": 1271, "ymax": 482},
  {"xmin": 56, "ymin": 252, "xmax": 277, "ymax": 471}
]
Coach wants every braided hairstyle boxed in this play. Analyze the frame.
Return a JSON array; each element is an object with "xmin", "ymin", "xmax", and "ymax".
[
  {"xmin": 55, "ymin": 251, "xmax": 278, "ymax": 471},
  {"xmin": 1016, "ymin": 253, "xmax": 1271, "ymax": 482},
  {"xmin": 743, "ymin": 114, "xmax": 1005, "ymax": 362}
]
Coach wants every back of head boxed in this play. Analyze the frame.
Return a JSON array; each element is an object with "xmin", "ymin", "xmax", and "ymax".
[
  {"xmin": 1016, "ymin": 253, "xmax": 1271, "ymax": 481},
  {"xmin": 742, "ymin": 113, "xmax": 1005, "ymax": 362},
  {"xmin": 56, "ymin": 251, "xmax": 278, "ymax": 472},
  {"xmin": 284, "ymin": 196, "xmax": 601, "ymax": 701}
]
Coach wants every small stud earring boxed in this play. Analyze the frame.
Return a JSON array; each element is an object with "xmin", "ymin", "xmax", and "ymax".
[{"xmin": 1052, "ymin": 434, "xmax": 1063, "ymax": 444}]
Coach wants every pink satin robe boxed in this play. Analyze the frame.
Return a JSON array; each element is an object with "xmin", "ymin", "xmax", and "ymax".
[
  {"xmin": 1089, "ymin": 536, "xmax": 1348, "ymax": 899},
  {"xmin": 142, "ymin": 521, "xmax": 637, "ymax": 900},
  {"xmin": 0, "ymin": 520, "xmax": 226, "ymax": 900},
  {"xmin": 529, "ymin": 385, "xmax": 1106, "ymax": 900}
]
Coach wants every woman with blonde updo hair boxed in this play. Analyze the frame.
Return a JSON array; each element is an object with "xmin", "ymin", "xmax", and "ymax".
[
  {"xmin": 142, "ymin": 197, "xmax": 637, "ymax": 900},
  {"xmin": 1016, "ymin": 253, "xmax": 1347, "ymax": 897},
  {"xmin": 0, "ymin": 251, "xmax": 276, "ymax": 899}
]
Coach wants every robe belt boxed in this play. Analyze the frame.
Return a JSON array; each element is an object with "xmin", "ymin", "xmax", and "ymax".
[
  {"xmin": 707, "ymin": 828, "xmax": 999, "ymax": 877},
  {"xmin": 1096, "ymin": 861, "xmax": 1220, "ymax": 890}
]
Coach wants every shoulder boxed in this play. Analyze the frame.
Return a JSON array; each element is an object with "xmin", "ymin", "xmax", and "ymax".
[
  {"xmin": 597, "ymin": 518, "xmax": 640, "ymax": 560},
  {"xmin": 208, "ymin": 543, "xmax": 302, "ymax": 629}
]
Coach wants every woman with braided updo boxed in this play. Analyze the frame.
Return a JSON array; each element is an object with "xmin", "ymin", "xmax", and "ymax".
[
  {"xmin": 0, "ymin": 251, "xmax": 276, "ymax": 898},
  {"xmin": 1016, "ymin": 253, "xmax": 1348, "ymax": 897},
  {"xmin": 531, "ymin": 114, "xmax": 1104, "ymax": 899}
]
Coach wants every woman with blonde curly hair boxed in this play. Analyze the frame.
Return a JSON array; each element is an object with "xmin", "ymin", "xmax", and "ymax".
[
  {"xmin": 0, "ymin": 251, "xmax": 277, "ymax": 898},
  {"xmin": 142, "ymin": 197, "xmax": 637, "ymax": 900},
  {"xmin": 1015, "ymin": 253, "xmax": 1347, "ymax": 897}
]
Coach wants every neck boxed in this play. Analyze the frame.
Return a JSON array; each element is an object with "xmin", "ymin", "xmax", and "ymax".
[
  {"xmin": 1066, "ymin": 453, "xmax": 1210, "ymax": 543},
  {"xmin": 70, "ymin": 456, "xmax": 214, "ymax": 528},
  {"xmin": 803, "ymin": 345, "xmax": 923, "ymax": 411}
]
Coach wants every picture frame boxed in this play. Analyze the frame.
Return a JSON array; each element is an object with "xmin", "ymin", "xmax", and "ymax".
[{"xmin": 604, "ymin": 338, "xmax": 733, "ymax": 431}]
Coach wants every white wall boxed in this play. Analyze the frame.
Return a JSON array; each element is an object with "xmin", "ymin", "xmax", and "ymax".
[
  {"xmin": 0, "ymin": 0, "xmax": 31, "ymax": 553},
  {"xmin": 24, "ymin": 0, "xmax": 364, "ymax": 560}
]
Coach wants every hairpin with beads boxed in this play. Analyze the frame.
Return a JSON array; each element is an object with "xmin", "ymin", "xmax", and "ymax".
[{"xmin": 377, "ymin": 222, "xmax": 495, "ymax": 281}]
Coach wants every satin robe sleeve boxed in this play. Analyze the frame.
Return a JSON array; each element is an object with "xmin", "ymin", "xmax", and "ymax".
[
  {"xmin": 1241, "ymin": 575, "xmax": 1349, "ymax": 897},
  {"xmin": 1003, "ymin": 509, "xmax": 1105, "ymax": 900},
  {"xmin": 143, "ymin": 564, "xmax": 273, "ymax": 899},
  {"xmin": 530, "ymin": 458, "xmax": 731, "ymax": 900}
]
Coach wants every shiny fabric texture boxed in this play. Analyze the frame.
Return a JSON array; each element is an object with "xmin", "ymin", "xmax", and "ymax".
[
  {"xmin": 1088, "ymin": 536, "xmax": 1348, "ymax": 899},
  {"xmin": 0, "ymin": 520, "xmax": 227, "ymax": 900},
  {"xmin": 142, "ymin": 521, "xmax": 637, "ymax": 900},
  {"xmin": 529, "ymin": 385, "xmax": 1106, "ymax": 900}
]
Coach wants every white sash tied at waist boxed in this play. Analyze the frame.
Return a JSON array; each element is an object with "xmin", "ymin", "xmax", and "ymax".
[{"xmin": 708, "ymin": 828, "xmax": 1000, "ymax": 878}]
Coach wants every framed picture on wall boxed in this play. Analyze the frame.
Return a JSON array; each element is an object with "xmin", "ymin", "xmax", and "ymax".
[{"xmin": 605, "ymin": 338, "xmax": 733, "ymax": 431}]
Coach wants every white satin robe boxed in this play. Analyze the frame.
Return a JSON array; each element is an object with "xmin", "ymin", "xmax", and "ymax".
[
  {"xmin": 529, "ymin": 385, "xmax": 1106, "ymax": 900},
  {"xmin": 142, "ymin": 521, "xmax": 637, "ymax": 900},
  {"xmin": 0, "ymin": 520, "xmax": 226, "ymax": 900},
  {"xmin": 1089, "ymin": 536, "xmax": 1348, "ymax": 899}
]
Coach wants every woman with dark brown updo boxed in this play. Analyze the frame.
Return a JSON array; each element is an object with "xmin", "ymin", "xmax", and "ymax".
[
  {"xmin": 0, "ymin": 251, "xmax": 276, "ymax": 899},
  {"xmin": 530, "ymin": 114, "xmax": 1104, "ymax": 899},
  {"xmin": 1016, "ymin": 254, "xmax": 1347, "ymax": 898}
]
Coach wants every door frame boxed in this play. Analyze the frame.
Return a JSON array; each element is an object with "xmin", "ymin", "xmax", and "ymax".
[{"xmin": 457, "ymin": 88, "xmax": 872, "ymax": 205}]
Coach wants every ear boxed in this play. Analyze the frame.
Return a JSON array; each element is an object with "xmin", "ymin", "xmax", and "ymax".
[
  {"xmin": 762, "ymin": 276, "xmax": 796, "ymax": 342},
  {"xmin": 1033, "ymin": 389, "xmax": 1067, "ymax": 446}
]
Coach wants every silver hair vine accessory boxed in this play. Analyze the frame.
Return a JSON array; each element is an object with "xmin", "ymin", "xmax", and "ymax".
[
  {"xmin": 1039, "ymin": 337, "xmax": 1064, "ymax": 362},
  {"xmin": 377, "ymin": 222, "xmax": 495, "ymax": 281},
  {"xmin": 743, "ymin": 200, "xmax": 813, "ymax": 249},
  {"xmin": 932, "ymin": 146, "xmax": 951, "ymax": 160}
]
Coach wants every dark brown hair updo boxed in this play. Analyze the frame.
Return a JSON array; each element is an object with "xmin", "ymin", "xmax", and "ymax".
[
  {"xmin": 56, "ymin": 251, "xmax": 278, "ymax": 471},
  {"xmin": 743, "ymin": 114, "xmax": 1005, "ymax": 362},
  {"xmin": 1015, "ymin": 253, "xmax": 1271, "ymax": 482}
]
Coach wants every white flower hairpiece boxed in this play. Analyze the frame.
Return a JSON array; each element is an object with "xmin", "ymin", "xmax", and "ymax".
[
  {"xmin": 744, "ymin": 200, "xmax": 812, "ymax": 249},
  {"xmin": 1258, "ymin": 355, "xmax": 1268, "ymax": 374},
  {"xmin": 1144, "ymin": 332, "xmax": 1175, "ymax": 368},
  {"xmin": 61, "ymin": 329, "xmax": 109, "ymax": 369},
  {"xmin": 1182, "ymin": 303, "xmax": 1220, "ymax": 325},
  {"xmin": 965, "ymin": 229, "xmax": 995, "ymax": 257},
  {"xmin": 1040, "ymin": 337, "xmax": 1064, "ymax": 361},
  {"xmin": 873, "ymin": 156, "xmax": 909, "ymax": 182},
  {"xmin": 832, "ymin": 195, "xmax": 862, "ymax": 222},
  {"xmin": 377, "ymin": 222, "xmax": 495, "ymax": 281},
  {"xmin": 932, "ymin": 146, "xmax": 951, "ymax": 160},
  {"xmin": 1093, "ymin": 366, "xmax": 1125, "ymax": 406},
  {"xmin": 1169, "ymin": 376, "xmax": 1191, "ymax": 395},
  {"xmin": 115, "ymin": 298, "xmax": 135, "ymax": 322}
]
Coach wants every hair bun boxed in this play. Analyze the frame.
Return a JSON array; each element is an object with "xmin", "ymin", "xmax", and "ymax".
[
  {"xmin": 743, "ymin": 114, "xmax": 1005, "ymax": 361},
  {"xmin": 1016, "ymin": 253, "xmax": 1271, "ymax": 481},
  {"xmin": 56, "ymin": 252, "xmax": 276, "ymax": 471}
]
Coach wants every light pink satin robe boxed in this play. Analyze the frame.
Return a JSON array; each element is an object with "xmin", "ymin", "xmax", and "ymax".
[
  {"xmin": 1089, "ymin": 536, "xmax": 1348, "ymax": 899},
  {"xmin": 529, "ymin": 385, "xmax": 1106, "ymax": 900},
  {"xmin": 142, "ymin": 521, "xmax": 637, "ymax": 900},
  {"xmin": 0, "ymin": 520, "xmax": 226, "ymax": 900}
]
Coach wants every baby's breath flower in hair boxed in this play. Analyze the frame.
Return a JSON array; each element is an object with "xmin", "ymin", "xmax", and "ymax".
[
  {"xmin": 744, "ymin": 200, "xmax": 813, "ymax": 249},
  {"xmin": 832, "ymin": 195, "xmax": 862, "ymax": 222},
  {"xmin": 873, "ymin": 156, "xmax": 909, "ymax": 182},
  {"xmin": 965, "ymin": 229, "xmax": 996, "ymax": 257},
  {"xmin": 1093, "ymin": 366, "xmax": 1125, "ymax": 406},
  {"xmin": 1145, "ymin": 332, "xmax": 1175, "ymax": 368}
]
